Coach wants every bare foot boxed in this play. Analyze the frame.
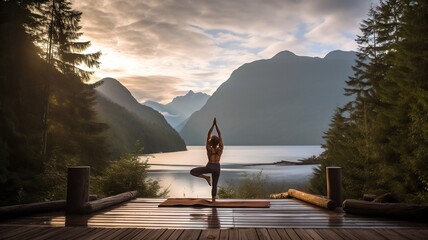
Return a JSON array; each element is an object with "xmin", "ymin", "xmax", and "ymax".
[{"xmin": 205, "ymin": 176, "xmax": 211, "ymax": 186}]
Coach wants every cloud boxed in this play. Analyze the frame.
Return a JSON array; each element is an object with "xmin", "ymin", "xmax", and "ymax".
[
  {"xmin": 118, "ymin": 75, "xmax": 187, "ymax": 104},
  {"xmin": 71, "ymin": 0, "xmax": 374, "ymax": 103}
]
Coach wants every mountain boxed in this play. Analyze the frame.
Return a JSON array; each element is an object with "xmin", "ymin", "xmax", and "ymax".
[
  {"xmin": 180, "ymin": 50, "xmax": 356, "ymax": 145},
  {"xmin": 94, "ymin": 78, "xmax": 186, "ymax": 155},
  {"xmin": 144, "ymin": 90, "xmax": 210, "ymax": 130},
  {"xmin": 95, "ymin": 78, "xmax": 166, "ymax": 124}
]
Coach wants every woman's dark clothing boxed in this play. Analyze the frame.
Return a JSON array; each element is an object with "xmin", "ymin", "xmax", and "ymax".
[{"xmin": 190, "ymin": 162, "xmax": 221, "ymax": 197}]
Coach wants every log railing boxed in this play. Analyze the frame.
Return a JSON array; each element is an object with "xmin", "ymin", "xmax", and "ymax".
[
  {"xmin": 343, "ymin": 199, "xmax": 428, "ymax": 220},
  {"xmin": 270, "ymin": 166, "xmax": 343, "ymax": 210},
  {"xmin": 288, "ymin": 189, "xmax": 336, "ymax": 210},
  {"xmin": 0, "ymin": 166, "xmax": 137, "ymax": 218}
]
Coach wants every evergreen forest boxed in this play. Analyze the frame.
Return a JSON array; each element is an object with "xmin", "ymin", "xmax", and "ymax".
[{"xmin": 309, "ymin": 0, "xmax": 428, "ymax": 204}]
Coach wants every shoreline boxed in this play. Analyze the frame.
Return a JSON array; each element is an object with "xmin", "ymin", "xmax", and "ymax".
[{"xmin": 245, "ymin": 157, "xmax": 320, "ymax": 167}]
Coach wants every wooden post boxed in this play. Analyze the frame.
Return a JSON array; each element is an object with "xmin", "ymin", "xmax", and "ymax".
[
  {"xmin": 326, "ymin": 167, "xmax": 342, "ymax": 206},
  {"xmin": 66, "ymin": 166, "xmax": 90, "ymax": 214}
]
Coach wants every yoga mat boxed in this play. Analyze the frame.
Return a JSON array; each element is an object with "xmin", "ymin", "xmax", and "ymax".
[{"xmin": 158, "ymin": 198, "xmax": 270, "ymax": 208}]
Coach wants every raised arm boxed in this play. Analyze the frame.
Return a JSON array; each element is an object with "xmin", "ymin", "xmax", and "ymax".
[
  {"xmin": 214, "ymin": 118, "xmax": 223, "ymax": 148},
  {"xmin": 206, "ymin": 120, "xmax": 215, "ymax": 149}
]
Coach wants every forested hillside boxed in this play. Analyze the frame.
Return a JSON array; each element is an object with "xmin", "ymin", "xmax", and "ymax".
[
  {"xmin": 309, "ymin": 0, "xmax": 428, "ymax": 203},
  {"xmin": 1, "ymin": 0, "xmax": 109, "ymax": 205},
  {"xmin": 94, "ymin": 88, "xmax": 186, "ymax": 157}
]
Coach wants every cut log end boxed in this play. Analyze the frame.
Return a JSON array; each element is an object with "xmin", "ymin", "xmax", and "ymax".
[{"xmin": 269, "ymin": 192, "xmax": 289, "ymax": 199}]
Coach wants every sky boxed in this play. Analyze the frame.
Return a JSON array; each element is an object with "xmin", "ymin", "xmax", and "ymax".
[{"xmin": 71, "ymin": 0, "xmax": 375, "ymax": 104}]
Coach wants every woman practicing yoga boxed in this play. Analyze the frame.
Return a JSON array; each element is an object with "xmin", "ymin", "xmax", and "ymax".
[{"xmin": 190, "ymin": 117, "xmax": 223, "ymax": 202}]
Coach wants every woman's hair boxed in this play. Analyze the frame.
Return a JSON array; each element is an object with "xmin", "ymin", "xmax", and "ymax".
[{"xmin": 209, "ymin": 135, "xmax": 220, "ymax": 147}]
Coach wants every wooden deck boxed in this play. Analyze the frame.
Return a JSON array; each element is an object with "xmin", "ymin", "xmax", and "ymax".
[
  {"xmin": 1, "ymin": 198, "xmax": 427, "ymax": 239},
  {"xmin": 1, "ymin": 226, "xmax": 428, "ymax": 240}
]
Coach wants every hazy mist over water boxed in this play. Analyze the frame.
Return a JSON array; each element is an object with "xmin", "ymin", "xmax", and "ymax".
[{"xmin": 144, "ymin": 146, "xmax": 322, "ymax": 198}]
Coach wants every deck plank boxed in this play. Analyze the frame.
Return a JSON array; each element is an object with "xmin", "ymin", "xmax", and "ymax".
[
  {"xmin": 390, "ymin": 229, "xmax": 428, "ymax": 240},
  {"xmin": 165, "ymin": 229, "xmax": 185, "ymax": 240},
  {"xmin": 65, "ymin": 228, "xmax": 101, "ymax": 240},
  {"xmin": 228, "ymin": 228, "xmax": 239, "ymax": 240},
  {"xmin": 219, "ymin": 230, "xmax": 229, "ymax": 240},
  {"xmin": 178, "ymin": 229, "xmax": 201, "ymax": 240},
  {"xmin": 304, "ymin": 229, "xmax": 324, "ymax": 240},
  {"xmin": 294, "ymin": 228, "xmax": 316, "ymax": 240},
  {"xmin": 144, "ymin": 229, "xmax": 170, "ymax": 240},
  {"xmin": 8, "ymin": 226, "xmax": 54, "ymax": 240},
  {"xmin": 0, "ymin": 226, "xmax": 27, "ymax": 239},
  {"xmin": 373, "ymin": 229, "xmax": 410, "ymax": 240},
  {"xmin": 335, "ymin": 229, "xmax": 367, "ymax": 240},
  {"xmin": 114, "ymin": 228, "xmax": 145, "ymax": 240},
  {"xmin": 283, "ymin": 229, "xmax": 301, "ymax": 240},
  {"xmin": 274, "ymin": 229, "xmax": 294, "ymax": 240},
  {"xmin": 346, "ymin": 229, "xmax": 387, "ymax": 240},
  {"xmin": 89, "ymin": 228, "xmax": 117, "ymax": 240},
  {"xmin": 256, "ymin": 228, "xmax": 271, "ymax": 240},
  {"xmin": 31, "ymin": 227, "xmax": 70, "ymax": 240},
  {"xmin": 100, "ymin": 228, "xmax": 132, "ymax": 240},
  {"xmin": 150, "ymin": 229, "xmax": 173, "ymax": 240},
  {"xmin": 238, "ymin": 229, "xmax": 258, "ymax": 240},
  {"xmin": 314, "ymin": 229, "xmax": 345, "ymax": 240},
  {"xmin": 62, "ymin": 227, "xmax": 98, "ymax": 240},
  {"xmin": 199, "ymin": 229, "xmax": 221, "ymax": 240},
  {"xmin": 266, "ymin": 229, "xmax": 282, "ymax": 240},
  {"xmin": 129, "ymin": 229, "xmax": 153, "ymax": 240}
]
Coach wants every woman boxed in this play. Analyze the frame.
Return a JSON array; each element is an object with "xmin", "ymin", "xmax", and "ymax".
[{"xmin": 190, "ymin": 117, "xmax": 223, "ymax": 202}]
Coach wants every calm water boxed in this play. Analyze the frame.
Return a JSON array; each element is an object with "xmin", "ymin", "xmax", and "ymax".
[{"xmin": 143, "ymin": 146, "xmax": 322, "ymax": 198}]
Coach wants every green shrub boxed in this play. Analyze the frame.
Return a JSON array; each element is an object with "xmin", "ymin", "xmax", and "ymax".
[
  {"xmin": 218, "ymin": 171, "xmax": 289, "ymax": 199},
  {"xmin": 96, "ymin": 151, "xmax": 168, "ymax": 198}
]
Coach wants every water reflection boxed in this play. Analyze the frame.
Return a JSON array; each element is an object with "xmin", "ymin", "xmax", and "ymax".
[
  {"xmin": 328, "ymin": 209, "xmax": 344, "ymax": 227},
  {"xmin": 208, "ymin": 208, "xmax": 220, "ymax": 229},
  {"xmin": 190, "ymin": 207, "xmax": 220, "ymax": 228}
]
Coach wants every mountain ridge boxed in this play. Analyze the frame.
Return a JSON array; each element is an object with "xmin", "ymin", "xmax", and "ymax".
[
  {"xmin": 144, "ymin": 90, "xmax": 210, "ymax": 130},
  {"xmin": 96, "ymin": 77, "xmax": 167, "ymax": 124},
  {"xmin": 180, "ymin": 50, "xmax": 356, "ymax": 145},
  {"xmin": 94, "ymin": 78, "xmax": 186, "ymax": 155}
]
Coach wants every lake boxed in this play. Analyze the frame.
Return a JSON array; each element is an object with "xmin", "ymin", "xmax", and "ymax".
[{"xmin": 143, "ymin": 145, "xmax": 323, "ymax": 198}]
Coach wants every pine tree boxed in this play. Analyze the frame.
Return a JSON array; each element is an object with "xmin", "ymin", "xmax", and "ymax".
[
  {"xmin": 344, "ymin": 6, "xmax": 382, "ymax": 168},
  {"xmin": 33, "ymin": 0, "xmax": 101, "ymax": 79},
  {"xmin": 51, "ymin": 0, "xmax": 100, "ymax": 79},
  {"xmin": 33, "ymin": 0, "xmax": 102, "ymax": 159},
  {"xmin": 386, "ymin": 0, "xmax": 428, "ymax": 202},
  {"xmin": 33, "ymin": 0, "xmax": 110, "ymax": 196},
  {"xmin": 315, "ymin": 6, "xmax": 388, "ymax": 198},
  {"xmin": 35, "ymin": 0, "xmax": 112, "ymax": 199},
  {"xmin": 310, "ymin": 0, "xmax": 428, "ymax": 203}
]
